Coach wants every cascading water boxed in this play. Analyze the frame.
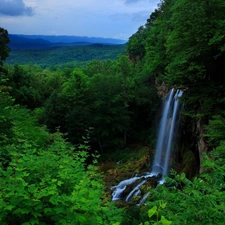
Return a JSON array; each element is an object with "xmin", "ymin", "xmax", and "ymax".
[
  {"xmin": 111, "ymin": 88, "xmax": 183, "ymax": 203},
  {"xmin": 151, "ymin": 89, "xmax": 183, "ymax": 180}
]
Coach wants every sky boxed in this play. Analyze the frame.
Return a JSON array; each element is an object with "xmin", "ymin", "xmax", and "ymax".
[{"xmin": 0, "ymin": 0, "xmax": 160, "ymax": 40}]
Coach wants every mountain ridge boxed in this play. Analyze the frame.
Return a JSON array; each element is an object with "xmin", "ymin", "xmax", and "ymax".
[{"xmin": 8, "ymin": 34, "xmax": 127, "ymax": 50}]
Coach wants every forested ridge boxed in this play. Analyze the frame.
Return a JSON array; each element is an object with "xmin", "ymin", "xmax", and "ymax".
[
  {"xmin": 1, "ymin": 0, "xmax": 225, "ymax": 224},
  {"xmin": 7, "ymin": 44, "xmax": 126, "ymax": 69}
]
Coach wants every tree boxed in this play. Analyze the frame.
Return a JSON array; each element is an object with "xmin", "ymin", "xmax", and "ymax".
[
  {"xmin": 83, "ymin": 59, "xmax": 116, "ymax": 78},
  {"xmin": 126, "ymin": 6, "xmax": 162, "ymax": 63},
  {"xmin": 62, "ymin": 68, "xmax": 93, "ymax": 144},
  {"xmin": 0, "ymin": 27, "xmax": 10, "ymax": 66},
  {"xmin": 165, "ymin": 0, "xmax": 225, "ymax": 86},
  {"xmin": 143, "ymin": 0, "xmax": 175, "ymax": 80},
  {"xmin": 90, "ymin": 71, "xmax": 128, "ymax": 151},
  {"xmin": 43, "ymin": 68, "xmax": 93, "ymax": 145},
  {"xmin": 0, "ymin": 78, "xmax": 14, "ymax": 167},
  {"xmin": 5, "ymin": 64, "xmax": 58, "ymax": 109},
  {"xmin": 126, "ymin": 26, "xmax": 147, "ymax": 61}
]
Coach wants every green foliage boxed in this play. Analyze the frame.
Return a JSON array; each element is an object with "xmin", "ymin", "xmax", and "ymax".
[
  {"xmin": 127, "ymin": 0, "xmax": 225, "ymax": 120},
  {"xmin": 0, "ymin": 81, "xmax": 13, "ymax": 139},
  {"xmin": 62, "ymin": 68, "xmax": 91, "ymax": 108},
  {"xmin": 126, "ymin": 26, "xmax": 147, "ymax": 61},
  {"xmin": 0, "ymin": 59, "xmax": 123, "ymax": 224},
  {"xmin": 44, "ymin": 68, "xmax": 93, "ymax": 144},
  {"xmin": 142, "ymin": 0, "xmax": 175, "ymax": 80},
  {"xmin": 2, "ymin": 34, "xmax": 160, "ymax": 151},
  {"xmin": 0, "ymin": 27, "xmax": 10, "ymax": 66},
  {"xmin": 7, "ymin": 44, "xmax": 126, "ymax": 69},
  {"xmin": 120, "ymin": 206, "xmax": 145, "ymax": 225},
  {"xmin": 89, "ymin": 70, "xmax": 129, "ymax": 149},
  {"xmin": 2, "ymin": 3, "xmax": 225, "ymax": 222},
  {"xmin": 205, "ymin": 115, "xmax": 225, "ymax": 147},
  {"xmin": 140, "ymin": 202, "xmax": 172, "ymax": 225},
  {"xmin": 145, "ymin": 152, "xmax": 225, "ymax": 225},
  {"xmin": 83, "ymin": 59, "xmax": 116, "ymax": 77},
  {"xmin": 0, "ymin": 97, "xmax": 52, "ymax": 168},
  {"xmin": 40, "ymin": 56, "xmax": 159, "ymax": 150},
  {"xmin": 0, "ymin": 125, "xmax": 123, "ymax": 225},
  {"xmin": 0, "ymin": 80, "xmax": 14, "ymax": 167},
  {"xmin": 121, "ymin": 203, "xmax": 171, "ymax": 225},
  {"xmin": 6, "ymin": 63, "xmax": 58, "ymax": 109},
  {"xmin": 164, "ymin": 0, "xmax": 225, "ymax": 86},
  {"xmin": 11, "ymin": 107, "xmax": 51, "ymax": 148}
]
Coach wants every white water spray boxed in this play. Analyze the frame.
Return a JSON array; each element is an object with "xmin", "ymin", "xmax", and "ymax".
[{"xmin": 152, "ymin": 89, "xmax": 183, "ymax": 180}]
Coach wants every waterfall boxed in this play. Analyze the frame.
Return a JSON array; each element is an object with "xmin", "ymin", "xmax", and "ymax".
[
  {"xmin": 111, "ymin": 88, "xmax": 183, "ymax": 203},
  {"xmin": 152, "ymin": 89, "xmax": 183, "ymax": 179}
]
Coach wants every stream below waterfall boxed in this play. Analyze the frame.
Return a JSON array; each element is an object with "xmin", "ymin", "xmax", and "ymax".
[{"xmin": 111, "ymin": 89, "xmax": 183, "ymax": 204}]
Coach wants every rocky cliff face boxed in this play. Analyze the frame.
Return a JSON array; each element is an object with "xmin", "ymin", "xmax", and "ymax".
[
  {"xmin": 196, "ymin": 116, "xmax": 208, "ymax": 174},
  {"xmin": 179, "ymin": 104, "xmax": 209, "ymax": 175},
  {"xmin": 155, "ymin": 80, "xmax": 168, "ymax": 98}
]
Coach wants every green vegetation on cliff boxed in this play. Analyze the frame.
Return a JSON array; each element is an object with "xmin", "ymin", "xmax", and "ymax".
[{"xmin": 127, "ymin": 0, "xmax": 225, "ymax": 170}]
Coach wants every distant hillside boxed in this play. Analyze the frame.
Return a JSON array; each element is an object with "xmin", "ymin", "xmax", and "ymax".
[
  {"xmin": 8, "ymin": 35, "xmax": 53, "ymax": 49},
  {"xmin": 8, "ymin": 34, "xmax": 127, "ymax": 50},
  {"xmin": 6, "ymin": 44, "xmax": 126, "ymax": 68},
  {"xmin": 20, "ymin": 34, "xmax": 127, "ymax": 44}
]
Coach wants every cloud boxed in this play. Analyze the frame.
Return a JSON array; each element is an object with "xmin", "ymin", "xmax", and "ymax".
[
  {"xmin": 131, "ymin": 10, "xmax": 150, "ymax": 23},
  {"xmin": 0, "ymin": 0, "xmax": 35, "ymax": 16},
  {"xmin": 124, "ymin": 0, "xmax": 144, "ymax": 4},
  {"xmin": 123, "ymin": 0, "xmax": 159, "ymax": 6},
  {"xmin": 110, "ymin": 13, "xmax": 129, "ymax": 22},
  {"xmin": 110, "ymin": 10, "xmax": 150, "ymax": 24}
]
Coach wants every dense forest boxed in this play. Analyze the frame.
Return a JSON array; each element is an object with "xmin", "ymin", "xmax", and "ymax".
[
  {"xmin": 1, "ymin": 0, "xmax": 225, "ymax": 224},
  {"xmin": 7, "ymin": 45, "xmax": 126, "ymax": 69}
]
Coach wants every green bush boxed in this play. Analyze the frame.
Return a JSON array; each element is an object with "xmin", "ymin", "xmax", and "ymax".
[
  {"xmin": 0, "ymin": 131, "xmax": 123, "ymax": 225},
  {"xmin": 140, "ymin": 202, "xmax": 172, "ymax": 225}
]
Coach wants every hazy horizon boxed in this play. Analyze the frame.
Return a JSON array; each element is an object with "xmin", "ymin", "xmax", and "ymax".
[{"xmin": 9, "ymin": 33, "xmax": 128, "ymax": 41}]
